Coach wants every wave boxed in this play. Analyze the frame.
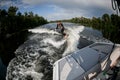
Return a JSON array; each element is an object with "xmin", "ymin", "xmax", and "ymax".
[
  {"xmin": 6, "ymin": 24, "xmax": 110, "ymax": 80},
  {"xmin": 6, "ymin": 26, "xmax": 84, "ymax": 80}
]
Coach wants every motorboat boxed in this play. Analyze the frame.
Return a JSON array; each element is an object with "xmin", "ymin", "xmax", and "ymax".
[{"xmin": 53, "ymin": 42, "xmax": 120, "ymax": 80}]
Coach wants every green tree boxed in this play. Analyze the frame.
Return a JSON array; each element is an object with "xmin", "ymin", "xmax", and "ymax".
[
  {"xmin": 8, "ymin": 6, "xmax": 18, "ymax": 16},
  {"xmin": 69, "ymin": 13, "xmax": 120, "ymax": 43},
  {"xmin": 102, "ymin": 14, "xmax": 110, "ymax": 22},
  {"xmin": 0, "ymin": 6, "xmax": 48, "ymax": 67}
]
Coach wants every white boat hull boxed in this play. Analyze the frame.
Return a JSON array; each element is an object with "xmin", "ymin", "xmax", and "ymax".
[{"xmin": 53, "ymin": 42, "xmax": 120, "ymax": 80}]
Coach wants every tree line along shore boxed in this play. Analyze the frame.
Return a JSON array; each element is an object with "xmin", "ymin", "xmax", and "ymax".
[
  {"xmin": 70, "ymin": 14, "xmax": 120, "ymax": 43},
  {"xmin": 0, "ymin": 6, "xmax": 120, "ymax": 66},
  {"xmin": 52, "ymin": 14, "xmax": 120, "ymax": 44},
  {"xmin": 0, "ymin": 6, "xmax": 48, "ymax": 39},
  {"xmin": 0, "ymin": 6, "xmax": 48, "ymax": 66}
]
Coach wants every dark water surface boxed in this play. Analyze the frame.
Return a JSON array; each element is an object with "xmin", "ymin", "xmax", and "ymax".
[
  {"xmin": 0, "ymin": 22, "xmax": 111, "ymax": 80},
  {"xmin": 0, "ymin": 30, "xmax": 31, "ymax": 80}
]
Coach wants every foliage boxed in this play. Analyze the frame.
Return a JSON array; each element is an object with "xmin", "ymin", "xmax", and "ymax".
[
  {"xmin": 70, "ymin": 14, "xmax": 120, "ymax": 43},
  {"xmin": 0, "ymin": 6, "xmax": 48, "ymax": 66},
  {"xmin": 0, "ymin": 6, "xmax": 48, "ymax": 36}
]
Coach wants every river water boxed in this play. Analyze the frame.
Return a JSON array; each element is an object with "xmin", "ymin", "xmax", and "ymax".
[{"xmin": 1, "ymin": 22, "xmax": 111, "ymax": 80}]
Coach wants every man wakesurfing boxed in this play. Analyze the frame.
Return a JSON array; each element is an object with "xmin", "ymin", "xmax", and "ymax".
[{"xmin": 56, "ymin": 21, "xmax": 68, "ymax": 39}]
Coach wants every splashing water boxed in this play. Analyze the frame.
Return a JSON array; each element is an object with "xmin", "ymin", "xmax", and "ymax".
[
  {"xmin": 62, "ymin": 26, "xmax": 84, "ymax": 56},
  {"xmin": 28, "ymin": 28, "xmax": 59, "ymax": 35},
  {"xmin": 29, "ymin": 26, "xmax": 85, "ymax": 56},
  {"xmin": 6, "ymin": 25, "xmax": 84, "ymax": 80},
  {"xmin": 6, "ymin": 23, "xmax": 110, "ymax": 80}
]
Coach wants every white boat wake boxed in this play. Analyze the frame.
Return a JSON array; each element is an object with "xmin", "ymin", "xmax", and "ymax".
[{"xmin": 6, "ymin": 24, "xmax": 112, "ymax": 80}]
